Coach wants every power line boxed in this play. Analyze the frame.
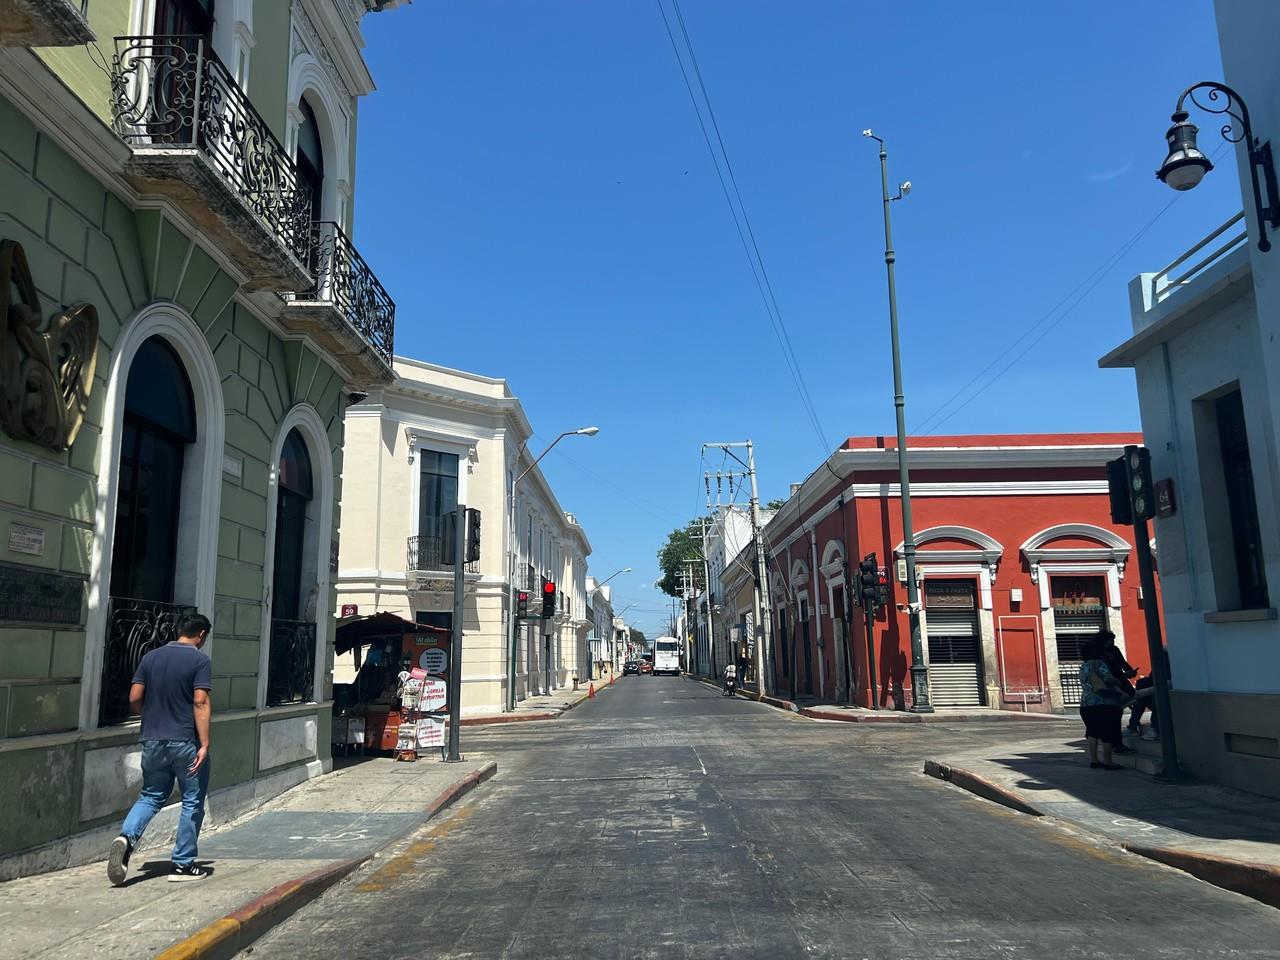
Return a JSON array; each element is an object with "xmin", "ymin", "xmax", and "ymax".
[
  {"xmin": 912, "ymin": 142, "xmax": 1233, "ymax": 436},
  {"xmin": 656, "ymin": 0, "xmax": 829, "ymax": 454}
]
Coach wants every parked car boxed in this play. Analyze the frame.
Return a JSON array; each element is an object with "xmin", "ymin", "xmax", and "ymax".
[
  {"xmin": 638, "ymin": 660, "xmax": 653, "ymax": 675},
  {"xmin": 622, "ymin": 660, "xmax": 640, "ymax": 675}
]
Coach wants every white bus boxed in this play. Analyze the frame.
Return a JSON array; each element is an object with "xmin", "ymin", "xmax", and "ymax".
[{"xmin": 652, "ymin": 636, "xmax": 681, "ymax": 676}]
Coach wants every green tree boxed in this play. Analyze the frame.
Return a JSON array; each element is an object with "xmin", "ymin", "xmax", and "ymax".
[
  {"xmin": 629, "ymin": 628, "xmax": 647, "ymax": 648},
  {"xmin": 656, "ymin": 518, "xmax": 708, "ymax": 598},
  {"xmin": 765, "ymin": 497, "xmax": 786, "ymax": 510}
]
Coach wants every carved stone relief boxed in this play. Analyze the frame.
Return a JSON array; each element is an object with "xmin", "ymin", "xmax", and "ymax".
[{"xmin": 0, "ymin": 240, "xmax": 98, "ymax": 451}]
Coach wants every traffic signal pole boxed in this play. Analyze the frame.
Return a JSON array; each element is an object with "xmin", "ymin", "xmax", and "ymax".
[{"xmin": 446, "ymin": 503, "xmax": 467, "ymax": 762}]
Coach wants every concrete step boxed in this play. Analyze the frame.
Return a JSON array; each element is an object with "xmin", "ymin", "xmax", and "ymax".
[{"xmin": 1118, "ymin": 726, "xmax": 1171, "ymax": 775}]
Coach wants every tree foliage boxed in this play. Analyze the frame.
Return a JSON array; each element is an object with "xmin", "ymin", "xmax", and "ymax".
[
  {"xmin": 656, "ymin": 518, "xmax": 708, "ymax": 598},
  {"xmin": 765, "ymin": 497, "xmax": 786, "ymax": 510}
]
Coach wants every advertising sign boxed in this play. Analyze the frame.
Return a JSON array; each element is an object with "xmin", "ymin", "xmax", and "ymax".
[
  {"xmin": 421, "ymin": 678, "xmax": 447, "ymax": 712},
  {"xmin": 416, "ymin": 718, "xmax": 445, "ymax": 748},
  {"xmin": 924, "ymin": 580, "xmax": 975, "ymax": 609},
  {"xmin": 418, "ymin": 647, "xmax": 449, "ymax": 675}
]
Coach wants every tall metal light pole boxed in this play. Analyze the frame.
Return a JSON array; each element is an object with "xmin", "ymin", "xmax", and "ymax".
[
  {"xmin": 863, "ymin": 129, "xmax": 931, "ymax": 713},
  {"xmin": 506, "ymin": 426, "xmax": 599, "ymax": 712}
]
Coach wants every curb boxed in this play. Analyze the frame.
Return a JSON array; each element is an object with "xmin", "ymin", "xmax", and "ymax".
[
  {"xmin": 155, "ymin": 761, "xmax": 498, "ymax": 960},
  {"xmin": 1123, "ymin": 844, "xmax": 1280, "ymax": 910},
  {"xmin": 458, "ymin": 681, "xmax": 613, "ymax": 726},
  {"xmin": 922, "ymin": 760, "xmax": 1045, "ymax": 817},
  {"xmin": 925, "ymin": 759, "xmax": 1280, "ymax": 912},
  {"xmin": 689, "ymin": 675, "xmax": 800, "ymax": 712},
  {"xmin": 801, "ymin": 707, "xmax": 922, "ymax": 723}
]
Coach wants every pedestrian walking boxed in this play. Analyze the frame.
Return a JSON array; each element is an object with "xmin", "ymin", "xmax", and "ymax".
[
  {"xmin": 1079, "ymin": 632, "xmax": 1129, "ymax": 770},
  {"xmin": 107, "ymin": 613, "xmax": 214, "ymax": 885}
]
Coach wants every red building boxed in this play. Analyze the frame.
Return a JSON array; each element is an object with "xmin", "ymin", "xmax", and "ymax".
[{"xmin": 749, "ymin": 433, "xmax": 1154, "ymax": 714}]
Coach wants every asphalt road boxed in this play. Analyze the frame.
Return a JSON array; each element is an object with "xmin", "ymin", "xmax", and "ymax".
[{"xmin": 249, "ymin": 677, "xmax": 1280, "ymax": 959}]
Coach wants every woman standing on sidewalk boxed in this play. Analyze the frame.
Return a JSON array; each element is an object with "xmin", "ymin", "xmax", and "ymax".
[{"xmin": 1079, "ymin": 634, "xmax": 1129, "ymax": 770}]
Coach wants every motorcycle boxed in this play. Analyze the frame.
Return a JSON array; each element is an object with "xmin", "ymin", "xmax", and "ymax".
[{"xmin": 723, "ymin": 675, "xmax": 737, "ymax": 697}]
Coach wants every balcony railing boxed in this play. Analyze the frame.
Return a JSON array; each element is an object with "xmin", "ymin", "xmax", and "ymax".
[
  {"xmin": 407, "ymin": 532, "xmax": 478, "ymax": 575},
  {"xmin": 298, "ymin": 221, "xmax": 395, "ymax": 366},
  {"xmin": 109, "ymin": 35, "xmax": 312, "ymax": 270},
  {"xmin": 100, "ymin": 596, "xmax": 195, "ymax": 726},
  {"xmin": 267, "ymin": 618, "xmax": 317, "ymax": 706},
  {"xmin": 1150, "ymin": 211, "xmax": 1248, "ymax": 305}
]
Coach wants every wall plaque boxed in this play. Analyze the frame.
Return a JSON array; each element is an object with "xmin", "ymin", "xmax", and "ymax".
[
  {"xmin": 0, "ymin": 563, "xmax": 84, "ymax": 625},
  {"xmin": 7, "ymin": 522, "xmax": 45, "ymax": 556}
]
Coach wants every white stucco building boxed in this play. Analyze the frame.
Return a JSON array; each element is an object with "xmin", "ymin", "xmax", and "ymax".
[
  {"xmin": 1100, "ymin": 0, "xmax": 1280, "ymax": 796},
  {"xmin": 335, "ymin": 358, "xmax": 592, "ymax": 714}
]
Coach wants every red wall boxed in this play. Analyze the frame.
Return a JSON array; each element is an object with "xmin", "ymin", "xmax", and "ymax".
[{"xmin": 762, "ymin": 440, "xmax": 1159, "ymax": 713}]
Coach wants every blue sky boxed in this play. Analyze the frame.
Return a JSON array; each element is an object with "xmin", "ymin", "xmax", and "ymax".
[{"xmin": 355, "ymin": 1, "xmax": 1237, "ymax": 638}]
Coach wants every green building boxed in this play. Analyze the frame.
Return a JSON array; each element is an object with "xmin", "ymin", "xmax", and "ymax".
[{"xmin": 0, "ymin": 0, "xmax": 402, "ymax": 878}]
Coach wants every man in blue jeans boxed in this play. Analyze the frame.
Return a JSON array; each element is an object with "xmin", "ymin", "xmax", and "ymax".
[{"xmin": 107, "ymin": 613, "xmax": 213, "ymax": 884}]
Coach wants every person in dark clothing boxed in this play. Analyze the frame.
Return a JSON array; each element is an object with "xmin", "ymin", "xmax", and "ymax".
[
  {"xmin": 107, "ymin": 614, "xmax": 214, "ymax": 885},
  {"xmin": 1078, "ymin": 633, "xmax": 1129, "ymax": 769},
  {"xmin": 1099, "ymin": 631, "xmax": 1137, "ymax": 698}
]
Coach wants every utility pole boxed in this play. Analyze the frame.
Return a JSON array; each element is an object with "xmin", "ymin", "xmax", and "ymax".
[
  {"xmin": 864, "ymin": 129, "xmax": 931, "ymax": 713},
  {"xmin": 445, "ymin": 503, "xmax": 467, "ymax": 762},
  {"xmin": 702, "ymin": 442, "xmax": 773, "ymax": 696},
  {"xmin": 700, "ymin": 514, "xmax": 715, "ymax": 679}
]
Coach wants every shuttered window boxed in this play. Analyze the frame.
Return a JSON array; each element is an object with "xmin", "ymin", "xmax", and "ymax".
[
  {"xmin": 1052, "ymin": 576, "xmax": 1107, "ymax": 706},
  {"xmin": 924, "ymin": 581, "xmax": 983, "ymax": 706}
]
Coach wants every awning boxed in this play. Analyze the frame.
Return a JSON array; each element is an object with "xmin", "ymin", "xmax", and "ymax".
[{"xmin": 334, "ymin": 611, "xmax": 448, "ymax": 656}]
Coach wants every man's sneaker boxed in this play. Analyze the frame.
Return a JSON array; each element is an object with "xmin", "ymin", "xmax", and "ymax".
[
  {"xmin": 107, "ymin": 836, "xmax": 133, "ymax": 886},
  {"xmin": 168, "ymin": 863, "xmax": 212, "ymax": 882},
  {"xmin": 1125, "ymin": 725, "xmax": 1142, "ymax": 737},
  {"xmin": 1142, "ymin": 728, "xmax": 1160, "ymax": 741}
]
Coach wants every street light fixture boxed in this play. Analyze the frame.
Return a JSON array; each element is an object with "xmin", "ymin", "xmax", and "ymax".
[
  {"xmin": 863, "ymin": 128, "xmax": 932, "ymax": 713},
  {"xmin": 1157, "ymin": 81, "xmax": 1280, "ymax": 252},
  {"xmin": 597, "ymin": 567, "xmax": 631, "ymax": 588},
  {"xmin": 506, "ymin": 425, "xmax": 599, "ymax": 711}
]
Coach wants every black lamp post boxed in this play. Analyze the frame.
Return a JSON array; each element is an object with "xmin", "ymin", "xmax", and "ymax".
[{"xmin": 1157, "ymin": 81, "xmax": 1280, "ymax": 252}]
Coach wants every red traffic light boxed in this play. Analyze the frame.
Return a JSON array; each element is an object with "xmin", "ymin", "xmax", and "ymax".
[
  {"xmin": 543, "ymin": 581, "xmax": 556, "ymax": 595},
  {"xmin": 518, "ymin": 591, "xmax": 529, "ymax": 602}
]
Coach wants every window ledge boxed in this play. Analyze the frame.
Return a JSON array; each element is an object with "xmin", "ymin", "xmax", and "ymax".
[{"xmin": 1204, "ymin": 608, "xmax": 1278, "ymax": 624}]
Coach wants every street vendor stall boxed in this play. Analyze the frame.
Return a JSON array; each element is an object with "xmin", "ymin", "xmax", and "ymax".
[{"xmin": 332, "ymin": 612, "xmax": 450, "ymax": 755}]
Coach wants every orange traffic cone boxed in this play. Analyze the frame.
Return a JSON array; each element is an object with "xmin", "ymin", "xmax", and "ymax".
[
  {"xmin": 611, "ymin": 672, "xmax": 616, "ymax": 686},
  {"xmin": 587, "ymin": 683, "xmax": 595, "ymax": 699}
]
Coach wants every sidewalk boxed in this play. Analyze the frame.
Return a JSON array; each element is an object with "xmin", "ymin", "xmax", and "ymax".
[
  {"xmin": 924, "ymin": 733, "xmax": 1280, "ymax": 907},
  {"xmin": 0, "ymin": 754, "xmax": 496, "ymax": 960},
  {"xmin": 689, "ymin": 674, "xmax": 1074, "ymax": 724},
  {"xmin": 460, "ymin": 674, "xmax": 619, "ymax": 725}
]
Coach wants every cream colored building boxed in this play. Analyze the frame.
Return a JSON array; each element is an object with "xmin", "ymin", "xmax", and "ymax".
[{"xmin": 335, "ymin": 357, "xmax": 592, "ymax": 714}]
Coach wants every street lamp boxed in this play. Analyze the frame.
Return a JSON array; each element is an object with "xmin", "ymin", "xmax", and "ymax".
[
  {"xmin": 863, "ymin": 129, "xmax": 931, "ymax": 713},
  {"xmin": 506, "ymin": 425, "xmax": 599, "ymax": 711},
  {"xmin": 1157, "ymin": 81, "xmax": 1280, "ymax": 252},
  {"xmin": 597, "ymin": 567, "xmax": 631, "ymax": 587}
]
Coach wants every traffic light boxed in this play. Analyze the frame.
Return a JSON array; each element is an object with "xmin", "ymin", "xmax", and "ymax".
[
  {"xmin": 875, "ymin": 567, "xmax": 890, "ymax": 609},
  {"xmin": 858, "ymin": 554, "xmax": 878, "ymax": 608},
  {"xmin": 1125, "ymin": 445, "xmax": 1154, "ymax": 520},
  {"xmin": 1107, "ymin": 446, "xmax": 1154, "ymax": 524},
  {"xmin": 1106, "ymin": 456, "xmax": 1132, "ymax": 525},
  {"xmin": 465, "ymin": 508, "xmax": 481, "ymax": 563},
  {"xmin": 542, "ymin": 580, "xmax": 556, "ymax": 619},
  {"xmin": 517, "ymin": 591, "xmax": 529, "ymax": 618}
]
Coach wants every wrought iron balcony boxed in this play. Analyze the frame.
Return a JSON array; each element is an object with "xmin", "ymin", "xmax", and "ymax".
[
  {"xmin": 407, "ymin": 533, "xmax": 478, "ymax": 577},
  {"xmin": 109, "ymin": 36, "xmax": 312, "ymax": 290},
  {"xmin": 267, "ymin": 618, "xmax": 317, "ymax": 706},
  {"xmin": 0, "ymin": 0, "xmax": 93, "ymax": 46},
  {"xmin": 282, "ymin": 221, "xmax": 395, "ymax": 384},
  {"xmin": 100, "ymin": 596, "xmax": 195, "ymax": 727}
]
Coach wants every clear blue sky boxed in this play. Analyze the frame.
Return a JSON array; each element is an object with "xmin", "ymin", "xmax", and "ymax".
[{"xmin": 354, "ymin": 1, "xmax": 1237, "ymax": 638}]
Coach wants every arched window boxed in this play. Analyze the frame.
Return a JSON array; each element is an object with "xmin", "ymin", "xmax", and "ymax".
[
  {"xmin": 296, "ymin": 98, "xmax": 324, "ymax": 224},
  {"xmin": 102, "ymin": 336, "xmax": 197, "ymax": 725},
  {"xmin": 268, "ymin": 428, "xmax": 317, "ymax": 706},
  {"xmin": 273, "ymin": 428, "xmax": 313, "ymax": 621},
  {"xmin": 109, "ymin": 336, "xmax": 196, "ymax": 603}
]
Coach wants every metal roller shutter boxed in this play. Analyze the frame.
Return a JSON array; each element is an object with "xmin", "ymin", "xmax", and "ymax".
[{"xmin": 925, "ymin": 606, "xmax": 982, "ymax": 707}]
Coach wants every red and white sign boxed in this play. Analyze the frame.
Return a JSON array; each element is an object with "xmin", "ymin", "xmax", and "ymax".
[
  {"xmin": 341, "ymin": 604, "xmax": 359, "ymax": 617},
  {"xmin": 416, "ymin": 718, "xmax": 445, "ymax": 748},
  {"xmin": 421, "ymin": 678, "xmax": 447, "ymax": 712}
]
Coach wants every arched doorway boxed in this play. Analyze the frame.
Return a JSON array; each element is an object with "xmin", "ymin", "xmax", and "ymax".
[
  {"xmin": 100, "ymin": 336, "xmax": 197, "ymax": 725},
  {"xmin": 268, "ymin": 428, "xmax": 317, "ymax": 705},
  {"xmin": 296, "ymin": 98, "xmax": 325, "ymax": 225}
]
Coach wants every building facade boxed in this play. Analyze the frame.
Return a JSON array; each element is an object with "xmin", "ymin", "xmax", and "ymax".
[
  {"xmin": 586, "ymin": 576, "xmax": 614, "ymax": 680},
  {"xmin": 739, "ymin": 435, "xmax": 1155, "ymax": 714},
  {"xmin": 1097, "ymin": 0, "xmax": 1280, "ymax": 796},
  {"xmin": 0, "ymin": 0, "xmax": 401, "ymax": 878},
  {"xmin": 334, "ymin": 357, "xmax": 592, "ymax": 714}
]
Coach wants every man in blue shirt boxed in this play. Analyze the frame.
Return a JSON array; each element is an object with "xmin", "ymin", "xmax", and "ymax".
[{"xmin": 107, "ymin": 613, "xmax": 214, "ymax": 885}]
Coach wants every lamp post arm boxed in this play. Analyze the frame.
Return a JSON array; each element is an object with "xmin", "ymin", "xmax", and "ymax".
[{"xmin": 515, "ymin": 430, "xmax": 575, "ymax": 489}]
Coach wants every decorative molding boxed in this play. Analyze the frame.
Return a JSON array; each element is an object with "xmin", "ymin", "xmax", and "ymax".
[
  {"xmin": 1021, "ymin": 523, "xmax": 1131, "ymax": 587},
  {"xmin": 291, "ymin": 0, "xmax": 353, "ymax": 102},
  {"xmin": 852, "ymin": 480, "xmax": 1110, "ymax": 498},
  {"xmin": 0, "ymin": 240, "xmax": 97, "ymax": 451}
]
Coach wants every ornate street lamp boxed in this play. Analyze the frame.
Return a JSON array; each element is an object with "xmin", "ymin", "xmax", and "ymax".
[{"xmin": 1157, "ymin": 81, "xmax": 1280, "ymax": 252}]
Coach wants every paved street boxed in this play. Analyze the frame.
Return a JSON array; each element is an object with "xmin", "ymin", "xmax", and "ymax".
[{"xmin": 249, "ymin": 677, "xmax": 1280, "ymax": 959}]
